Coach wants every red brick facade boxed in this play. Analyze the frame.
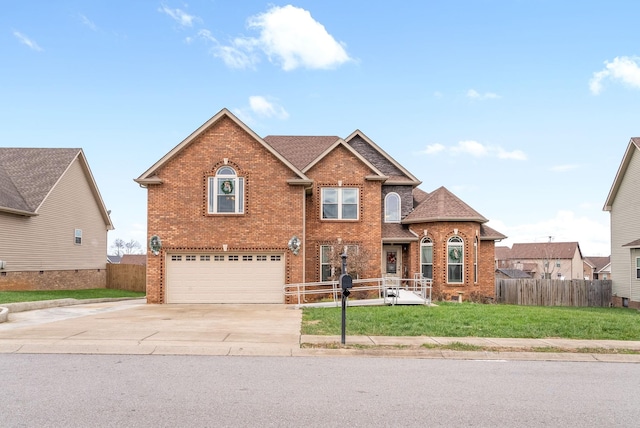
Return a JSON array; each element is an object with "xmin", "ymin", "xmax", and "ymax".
[{"xmin": 138, "ymin": 109, "xmax": 503, "ymax": 304}]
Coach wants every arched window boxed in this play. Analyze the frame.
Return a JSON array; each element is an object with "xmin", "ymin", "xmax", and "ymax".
[
  {"xmin": 420, "ymin": 237, "xmax": 433, "ymax": 279},
  {"xmin": 474, "ymin": 237, "xmax": 478, "ymax": 283},
  {"xmin": 447, "ymin": 236, "xmax": 464, "ymax": 283},
  {"xmin": 384, "ymin": 192, "xmax": 400, "ymax": 223},
  {"xmin": 208, "ymin": 166, "xmax": 244, "ymax": 214}
]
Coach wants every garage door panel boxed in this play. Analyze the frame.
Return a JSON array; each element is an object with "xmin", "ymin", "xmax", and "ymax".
[{"xmin": 166, "ymin": 253, "xmax": 285, "ymax": 303}]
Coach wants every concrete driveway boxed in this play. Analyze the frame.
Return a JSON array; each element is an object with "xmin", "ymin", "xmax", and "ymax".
[{"xmin": 0, "ymin": 300, "xmax": 302, "ymax": 356}]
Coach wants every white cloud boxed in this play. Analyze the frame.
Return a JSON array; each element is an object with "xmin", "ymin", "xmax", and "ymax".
[
  {"xmin": 421, "ymin": 143, "xmax": 445, "ymax": 155},
  {"xmin": 590, "ymin": 56, "xmax": 640, "ymax": 95},
  {"xmin": 159, "ymin": 4, "xmax": 198, "ymax": 27},
  {"xmin": 451, "ymin": 140, "xmax": 489, "ymax": 157},
  {"xmin": 497, "ymin": 148, "xmax": 527, "ymax": 160},
  {"xmin": 79, "ymin": 14, "xmax": 97, "ymax": 31},
  {"xmin": 233, "ymin": 97, "xmax": 289, "ymax": 124},
  {"xmin": 467, "ymin": 89, "xmax": 500, "ymax": 100},
  {"xmin": 421, "ymin": 140, "xmax": 527, "ymax": 160},
  {"xmin": 13, "ymin": 31, "xmax": 42, "ymax": 51},
  {"xmin": 247, "ymin": 5, "xmax": 351, "ymax": 71},
  {"xmin": 249, "ymin": 96, "xmax": 289, "ymax": 119},
  {"xmin": 490, "ymin": 210, "xmax": 610, "ymax": 256}
]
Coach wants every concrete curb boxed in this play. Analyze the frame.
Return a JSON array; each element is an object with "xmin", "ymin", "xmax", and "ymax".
[{"xmin": 0, "ymin": 297, "xmax": 145, "ymax": 323}]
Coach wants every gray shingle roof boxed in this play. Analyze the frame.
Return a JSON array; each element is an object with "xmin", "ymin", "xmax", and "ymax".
[{"xmin": 0, "ymin": 148, "xmax": 81, "ymax": 214}]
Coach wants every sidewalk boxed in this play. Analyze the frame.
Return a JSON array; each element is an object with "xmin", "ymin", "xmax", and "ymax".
[{"xmin": 1, "ymin": 299, "xmax": 640, "ymax": 362}]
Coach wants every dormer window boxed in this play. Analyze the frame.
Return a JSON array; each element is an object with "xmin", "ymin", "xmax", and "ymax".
[
  {"xmin": 208, "ymin": 166, "xmax": 244, "ymax": 214},
  {"xmin": 384, "ymin": 192, "xmax": 400, "ymax": 223}
]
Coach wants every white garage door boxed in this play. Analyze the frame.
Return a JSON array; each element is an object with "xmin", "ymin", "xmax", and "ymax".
[{"xmin": 166, "ymin": 253, "xmax": 285, "ymax": 303}]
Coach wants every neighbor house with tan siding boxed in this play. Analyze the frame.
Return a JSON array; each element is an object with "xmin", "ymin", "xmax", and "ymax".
[
  {"xmin": 136, "ymin": 108, "xmax": 506, "ymax": 304},
  {"xmin": 0, "ymin": 148, "xmax": 113, "ymax": 290},
  {"xmin": 604, "ymin": 137, "xmax": 640, "ymax": 308}
]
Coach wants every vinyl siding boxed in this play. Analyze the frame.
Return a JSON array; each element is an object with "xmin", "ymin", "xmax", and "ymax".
[
  {"xmin": 610, "ymin": 147, "xmax": 640, "ymax": 301},
  {"xmin": 0, "ymin": 158, "xmax": 108, "ymax": 271}
]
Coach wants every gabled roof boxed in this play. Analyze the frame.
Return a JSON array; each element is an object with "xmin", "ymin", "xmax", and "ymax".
[
  {"xmin": 262, "ymin": 136, "xmax": 339, "ymax": 170},
  {"xmin": 344, "ymin": 130, "xmax": 421, "ymax": 185},
  {"xmin": 403, "ymin": 186, "xmax": 488, "ymax": 224},
  {"xmin": 265, "ymin": 135, "xmax": 387, "ymax": 178},
  {"xmin": 584, "ymin": 256, "xmax": 610, "ymax": 272},
  {"xmin": 135, "ymin": 108, "xmax": 310, "ymax": 186},
  {"xmin": 604, "ymin": 137, "xmax": 640, "ymax": 211},
  {"xmin": 509, "ymin": 242, "xmax": 582, "ymax": 260},
  {"xmin": 0, "ymin": 148, "xmax": 113, "ymax": 228}
]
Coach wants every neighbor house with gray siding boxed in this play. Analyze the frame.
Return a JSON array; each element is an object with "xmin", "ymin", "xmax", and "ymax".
[
  {"xmin": 0, "ymin": 148, "xmax": 113, "ymax": 290},
  {"xmin": 604, "ymin": 137, "xmax": 640, "ymax": 308}
]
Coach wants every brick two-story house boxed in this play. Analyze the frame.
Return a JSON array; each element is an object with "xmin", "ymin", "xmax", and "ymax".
[{"xmin": 135, "ymin": 109, "xmax": 505, "ymax": 304}]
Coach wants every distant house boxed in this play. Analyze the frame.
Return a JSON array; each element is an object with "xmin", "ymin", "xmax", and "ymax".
[
  {"xmin": 0, "ymin": 148, "xmax": 113, "ymax": 290},
  {"xmin": 495, "ymin": 268, "xmax": 531, "ymax": 279},
  {"xmin": 583, "ymin": 256, "xmax": 611, "ymax": 280},
  {"xmin": 604, "ymin": 137, "xmax": 640, "ymax": 308},
  {"xmin": 120, "ymin": 254, "xmax": 147, "ymax": 266},
  {"xmin": 504, "ymin": 242, "xmax": 583, "ymax": 280},
  {"xmin": 107, "ymin": 255, "xmax": 122, "ymax": 264},
  {"xmin": 135, "ymin": 108, "xmax": 506, "ymax": 304},
  {"xmin": 495, "ymin": 245, "xmax": 512, "ymax": 269}
]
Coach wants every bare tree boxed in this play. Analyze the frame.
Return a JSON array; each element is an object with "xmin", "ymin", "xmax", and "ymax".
[
  {"xmin": 324, "ymin": 240, "xmax": 373, "ymax": 280},
  {"xmin": 110, "ymin": 238, "xmax": 125, "ymax": 257},
  {"xmin": 124, "ymin": 239, "xmax": 142, "ymax": 254},
  {"xmin": 110, "ymin": 238, "xmax": 143, "ymax": 256}
]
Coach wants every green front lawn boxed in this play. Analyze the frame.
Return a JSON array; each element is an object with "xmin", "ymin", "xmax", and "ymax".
[
  {"xmin": 302, "ymin": 302, "xmax": 640, "ymax": 340},
  {"xmin": 0, "ymin": 289, "xmax": 145, "ymax": 304}
]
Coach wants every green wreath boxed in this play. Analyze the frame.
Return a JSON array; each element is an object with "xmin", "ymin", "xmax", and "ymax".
[
  {"xmin": 449, "ymin": 247, "xmax": 462, "ymax": 261},
  {"xmin": 220, "ymin": 179, "xmax": 234, "ymax": 194}
]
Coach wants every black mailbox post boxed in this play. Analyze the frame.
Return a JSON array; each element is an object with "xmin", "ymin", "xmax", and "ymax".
[{"xmin": 339, "ymin": 252, "xmax": 352, "ymax": 345}]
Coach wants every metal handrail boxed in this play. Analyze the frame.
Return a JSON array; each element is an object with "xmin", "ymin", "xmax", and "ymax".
[{"xmin": 283, "ymin": 275, "xmax": 432, "ymax": 306}]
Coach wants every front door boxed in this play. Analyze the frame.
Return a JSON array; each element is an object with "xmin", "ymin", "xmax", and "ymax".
[{"xmin": 383, "ymin": 246, "xmax": 402, "ymax": 278}]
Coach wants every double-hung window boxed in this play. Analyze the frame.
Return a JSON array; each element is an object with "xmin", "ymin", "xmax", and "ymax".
[
  {"xmin": 447, "ymin": 236, "xmax": 463, "ymax": 283},
  {"xmin": 321, "ymin": 187, "xmax": 358, "ymax": 220},
  {"xmin": 321, "ymin": 245, "xmax": 333, "ymax": 281},
  {"xmin": 636, "ymin": 258, "xmax": 640, "ymax": 280},
  {"xmin": 420, "ymin": 237, "xmax": 433, "ymax": 279},
  {"xmin": 209, "ymin": 167, "xmax": 244, "ymax": 214}
]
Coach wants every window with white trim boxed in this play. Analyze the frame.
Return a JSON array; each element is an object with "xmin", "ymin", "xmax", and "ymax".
[
  {"xmin": 208, "ymin": 166, "xmax": 244, "ymax": 214},
  {"xmin": 636, "ymin": 258, "xmax": 640, "ymax": 279},
  {"xmin": 474, "ymin": 237, "xmax": 478, "ymax": 283},
  {"xmin": 74, "ymin": 229, "xmax": 82, "ymax": 245},
  {"xmin": 321, "ymin": 245, "xmax": 332, "ymax": 281},
  {"xmin": 321, "ymin": 187, "xmax": 358, "ymax": 220},
  {"xmin": 384, "ymin": 192, "xmax": 401, "ymax": 223},
  {"xmin": 420, "ymin": 237, "xmax": 433, "ymax": 280},
  {"xmin": 447, "ymin": 236, "xmax": 464, "ymax": 283}
]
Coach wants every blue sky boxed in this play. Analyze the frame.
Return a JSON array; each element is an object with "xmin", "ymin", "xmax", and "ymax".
[{"xmin": 3, "ymin": 1, "xmax": 639, "ymax": 256}]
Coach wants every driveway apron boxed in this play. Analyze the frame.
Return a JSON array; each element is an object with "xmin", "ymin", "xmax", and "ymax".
[{"xmin": 0, "ymin": 301, "xmax": 303, "ymax": 356}]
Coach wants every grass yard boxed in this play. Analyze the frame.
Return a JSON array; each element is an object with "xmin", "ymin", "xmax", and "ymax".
[
  {"xmin": 0, "ymin": 289, "xmax": 145, "ymax": 304},
  {"xmin": 302, "ymin": 302, "xmax": 640, "ymax": 340}
]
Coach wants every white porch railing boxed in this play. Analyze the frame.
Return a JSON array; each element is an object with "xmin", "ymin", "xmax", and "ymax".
[{"xmin": 283, "ymin": 275, "xmax": 432, "ymax": 307}]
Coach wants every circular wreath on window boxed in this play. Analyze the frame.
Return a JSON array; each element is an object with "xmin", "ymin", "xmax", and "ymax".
[
  {"xmin": 449, "ymin": 247, "xmax": 462, "ymax": 261},
  {"xmin": 220, "ymin": 179, "xmax": 234, "ymax": 194}
]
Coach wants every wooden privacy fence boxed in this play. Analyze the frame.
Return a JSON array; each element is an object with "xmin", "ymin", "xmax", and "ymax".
[
  {"xmin": 495, "ymin": 279, "xmax": 612, "ymax": 307},
  {"xmin": 106, "ymin": 264, "xmax": 146, "ymax": 293}
]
